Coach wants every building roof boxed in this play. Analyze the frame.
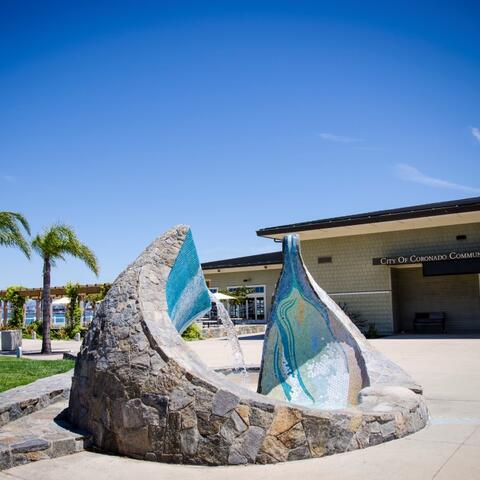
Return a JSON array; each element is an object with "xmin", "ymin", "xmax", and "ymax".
[
  {"xmin": 257, "ymin": 196, "xmax": 480, "ymax": 238},
  {"xmin": 202, "ymin": 251, "xmax": 282, "ymax": 270}
]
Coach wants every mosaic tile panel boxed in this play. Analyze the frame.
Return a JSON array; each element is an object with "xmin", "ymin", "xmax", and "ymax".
[{"xmin": 166, "ymin": 229, "xmax": 211, "ymax": 333}]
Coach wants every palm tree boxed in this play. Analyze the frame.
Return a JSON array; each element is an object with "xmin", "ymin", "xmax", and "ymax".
[
  {"xmin": 0, "ymin": 212, "xmax": 31, "ymax": 257},
  {"xmin": 32, "ymin": 224, "xmax": 99, "ymax": 354}
]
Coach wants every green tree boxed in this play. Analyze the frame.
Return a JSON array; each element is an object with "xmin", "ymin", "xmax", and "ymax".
[
  {"xmin": 65, "ymin": 282, "xmax": 82, "ymax": 336},
  {"xmin": 219, "ymin": 286, "xmax": 253, "ymax": 305},
  {"xmin": 0, "ymin": 212, "xmax": 31, "ymax": 258},
  {"xmin": 85, "ymin": 283, "xmax": 111, "ymax": 312},
  {"xmin": 2, "ymin": 286, "xmax": 27, "ymax": 329},
  {"xmin": 32, "ymin": 224, "xmax": 99, "ymax": 354}
]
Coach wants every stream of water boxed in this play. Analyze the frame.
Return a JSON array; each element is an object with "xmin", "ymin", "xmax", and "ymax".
[{"xmin": 209, "ymin": 292, "xmax": 247, "ymax": 377}]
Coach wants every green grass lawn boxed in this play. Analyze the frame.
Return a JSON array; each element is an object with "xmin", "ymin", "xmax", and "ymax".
[{"xmin": 0, "ymin": 356, "xmax": 75, "ymax": 393}]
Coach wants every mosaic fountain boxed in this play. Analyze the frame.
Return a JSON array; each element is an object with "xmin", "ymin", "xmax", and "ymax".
[{"xmin": 69, "ymin": 225, "xmax": 428, "ymax": 465}]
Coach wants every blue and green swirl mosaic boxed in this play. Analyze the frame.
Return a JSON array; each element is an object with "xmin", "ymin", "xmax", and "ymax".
[{"xmin": 166, "ymin": 229, "xmax": 211, "ymax": 333}]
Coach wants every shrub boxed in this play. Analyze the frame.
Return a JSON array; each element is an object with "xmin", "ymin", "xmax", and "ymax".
[
  {"xmin": 65, "ymin": 282, "xmax": 82, "ymax": 336},
  {"xmin": 50, "ymin": 328, "xmax": 68, "ymax": 340},
  {"xmin": 66, "ymin": 324, "xmax": 87, "ymax": 339},
  {"xmin": 2, "ymin": 286, "xmax": 26, "ymax": 329},
  {"xmin": 23, "ymin": 320, "xmax": 42, "ymax": 337},
  {"xmin": 85, "ymin": 283, "xmax": 111, "ymax": 310},
  {"xmin": 339, "ymin": 302, "xmax": 368, "ymax": 334},
  {"xmin": 181, "ymin": 323, "xmax": 202, "ymax": 341},
  {"xmin": 366, "ymin": 323, "xmax": 380, "ymax": 339}
]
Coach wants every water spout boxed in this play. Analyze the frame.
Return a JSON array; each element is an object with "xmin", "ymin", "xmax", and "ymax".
[{"xmin": 209, "ymin": 292, "xmax": 247, "ymax": 377}]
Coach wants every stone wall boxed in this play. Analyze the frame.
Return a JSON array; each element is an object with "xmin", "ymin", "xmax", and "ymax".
[
  {"xmin": 68, "ymin": 225, "xmax": 428, "ymax": 465},
  {"xmin": 201, "ymin": 324, "xmax": 265, "ymax": 339}
]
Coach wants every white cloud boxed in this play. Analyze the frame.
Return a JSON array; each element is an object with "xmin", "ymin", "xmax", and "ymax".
[
  {"xmin": 471, "ymin": 127, "xmax": 480, "ymax": 144},
  {"xmin": 317, "ymin": 133, "xmax": 363, "ymax": 144},
  {"xmin": 395, "ymin": 163, "xmax": 480, "ymax": 194}
]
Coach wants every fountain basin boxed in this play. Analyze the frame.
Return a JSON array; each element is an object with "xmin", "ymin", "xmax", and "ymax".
[{"xmin": 68, "ymin": 226, "xmax": 428, "ymax": 465}]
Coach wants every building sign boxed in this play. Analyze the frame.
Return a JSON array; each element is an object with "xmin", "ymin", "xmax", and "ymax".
[{"xmin": 372, "ymin": 250, "xmax": 480, "ymax": 266}]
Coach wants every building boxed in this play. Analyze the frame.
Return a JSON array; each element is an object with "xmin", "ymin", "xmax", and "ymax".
[
  {"xmin": 202, "ymin": 252, "xmax": 282, "ymax": 323},
  {"xmin": 203, "ymin": 196, "xmax": 480, "ymax": 334}
]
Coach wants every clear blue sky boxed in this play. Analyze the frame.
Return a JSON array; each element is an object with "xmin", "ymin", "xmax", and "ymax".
[{"xmin": 1, "ymin": 1, "xmax": 479, "ymax": 288}]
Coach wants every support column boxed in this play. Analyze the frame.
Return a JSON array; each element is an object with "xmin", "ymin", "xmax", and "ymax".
[
  {"xmin": 36, "ymin": 299, "xmax": 41, "ymax": 323},
  {"xmin": 79, "ymin": 296, "xmax": 84, "ymax": 326},
  {"xmin": 3, "ymin": 301, "xmax": 8, "ymax": 327}
]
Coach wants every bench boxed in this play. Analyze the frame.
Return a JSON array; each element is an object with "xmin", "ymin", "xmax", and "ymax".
[
  {"xmin": 201, "ymin": 319, "xmax": 220, "ymax": 328},
  {"xmin": 413, "ymin": 312, "xmax": 446, "ymax": 333}
]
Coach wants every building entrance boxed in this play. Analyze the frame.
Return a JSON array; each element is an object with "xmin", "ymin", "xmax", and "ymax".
[{"xmin": 391, "ymin": 267, "xmax": 480, "ymax": 333}]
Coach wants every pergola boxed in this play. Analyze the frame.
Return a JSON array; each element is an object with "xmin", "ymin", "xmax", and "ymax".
[{"xmin": 0, "ymin": 283, "xmax": 107, "ymax": 327}]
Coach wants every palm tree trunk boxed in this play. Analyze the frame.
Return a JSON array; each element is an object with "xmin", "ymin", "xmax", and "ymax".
[{"xmin": 41, "ymin": 257, "xmax": 52, "ymax": 354}]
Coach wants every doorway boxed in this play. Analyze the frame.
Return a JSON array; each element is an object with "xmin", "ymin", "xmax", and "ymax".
[{"xmin": 391, "ymin": 267, "xmax": 480, "ymax": 333}]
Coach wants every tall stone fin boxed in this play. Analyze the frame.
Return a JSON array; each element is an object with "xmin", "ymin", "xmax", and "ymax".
[{"xmin": 258, "ymin": 235, "xmax": 368, "ymax": 409}]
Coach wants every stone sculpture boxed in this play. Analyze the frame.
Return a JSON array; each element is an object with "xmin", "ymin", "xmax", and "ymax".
[
  {"xmin": 69, "ymin": 225, "xmax": 428, "ymax": 465},
  {"xmin": 258, "ymin": 235, "xmax": 420, "ymax": 409}
]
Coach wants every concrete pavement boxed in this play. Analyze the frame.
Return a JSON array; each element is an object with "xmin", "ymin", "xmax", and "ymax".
[
  {"xmin": 2, "ymin": 334, "xmax": 480, "ymax": 479},
  {"xmin": 1, "ymin": 338, "xmax": 81, "ymax": 360}
]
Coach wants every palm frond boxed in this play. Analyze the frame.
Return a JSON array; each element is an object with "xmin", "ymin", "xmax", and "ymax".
[
  {"xmin": 0, "ymin": 211, "xmax": 31, "ymax": 258},
  {"xmin": 32, "ymin": 223, "xmax": 99, "ymax": 276},
  {"xmin": 5, "ymin": 212, "xmax": 30, "ymax": 235}
]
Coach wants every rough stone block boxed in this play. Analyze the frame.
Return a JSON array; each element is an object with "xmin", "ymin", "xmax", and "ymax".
[
  {"xmin": 268, "ymin": 407, "xmax": 302, "ymax": 436},
  {"xmin": 212, "ymin": 390, "xmax": 239, "ymax": 417},
  {"xmin": 233, "ymin": 425, "xmax": 265, "ymax": 462},
  {"xmin": 277, "ymin": 422, "xmax": 307, "ymax": 449},
  {"xmin": 0, "ymin": 445, "xmax": 12, "ymax": 470},
  {"xmin": 179, "ymin": 427, "xmax": 199, "ymax": 455},
  {"xmin": 10, "ymin": 438, "xmax": 49, "ymax": 454}
]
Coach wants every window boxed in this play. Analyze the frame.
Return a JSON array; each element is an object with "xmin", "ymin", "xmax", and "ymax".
[
  {"xmin": 52, "ymin": 305, "xmax": 66, "ymax": 326},
  {"xmin": 25, "ymin": 301, "xmax": 36, "ymax": 325},
  {"xmin": 317, "ymin": 256, "xmax": 332, "ymax": 264},
  {"xmin": 226, "ymin": 285, "xmax": 267, "ymax": 323},
  {"xmin": 255, "ymin": 297, "xmax": 265, "ymax": 320}
]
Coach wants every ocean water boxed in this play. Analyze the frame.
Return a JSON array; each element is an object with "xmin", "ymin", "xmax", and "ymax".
[{"xmin": 22, "ymin": 310, "xmax": 94, "ymax": 326}]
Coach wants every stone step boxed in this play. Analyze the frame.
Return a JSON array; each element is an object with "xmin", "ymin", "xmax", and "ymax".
[
  {"xmin": 0, "ymin": 371, "xmax": 73, "ymax": 427},
  {"xmin": 0, "ymin": 401, "xmax": 90, "ymax": 471}
]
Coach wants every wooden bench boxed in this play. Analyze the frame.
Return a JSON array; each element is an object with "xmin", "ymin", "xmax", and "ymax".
[{"xmin": 413, "ymin": 312, "xmax": 446, "ymax": 333}]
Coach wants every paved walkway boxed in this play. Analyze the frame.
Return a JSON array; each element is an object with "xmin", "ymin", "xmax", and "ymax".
[
  {"xmin": 0, "ymin": 339, "xmax": 81, "ymax": 361},
  {"xmin": 2, "ymin": 335, "xmax": 480, "ymax": 479}
]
